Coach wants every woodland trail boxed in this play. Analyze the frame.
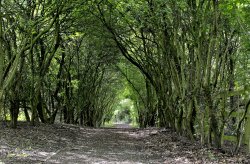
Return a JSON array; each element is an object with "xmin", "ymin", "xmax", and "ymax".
[{"xmin": 0, "ymin": 123, "xmax": 249, "ymax": 164}]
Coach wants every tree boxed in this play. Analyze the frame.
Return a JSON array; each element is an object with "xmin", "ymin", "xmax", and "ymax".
[{"xmin": 87, "ymin": 0, "xmax": 248, "ymax": 149}]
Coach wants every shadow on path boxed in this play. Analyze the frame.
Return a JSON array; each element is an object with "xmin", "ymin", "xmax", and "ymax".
[{"xmin": 0, "ymin": 123, "xmax": 249, "ymax": 163}]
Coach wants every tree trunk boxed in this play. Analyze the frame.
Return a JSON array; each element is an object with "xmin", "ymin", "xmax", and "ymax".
[
  {"xmin": 23, "ymin": 101, "xmax": 30, "ymax": 122},
  {"xmin": 0, "ymin": 0, "xmax": 3, "ymax": 98},
  {"xmin": 10, "ymin": 99, "xmax": 20, "ymax": 128},
  {"xmin": 37, "ymin": 91, "xmax": 46, "ymax": 123},
  {"xmin": 234, "ymin": 99, "xmax": 250, "ymax": 154}
]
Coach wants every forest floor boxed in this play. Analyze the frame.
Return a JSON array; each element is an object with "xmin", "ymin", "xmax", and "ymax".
[{"xmin": 0, "ymin": 122, "xmax": 249, "ymax": 164}]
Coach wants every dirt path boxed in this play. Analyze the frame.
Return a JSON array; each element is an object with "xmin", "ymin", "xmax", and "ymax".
[
  {"xmin": 0, "ymin": 123, "xmax": 249, "ymax": 163},
  {"xmin": 114, "ymin": 123, "xmax": 132, "ymax": 128}
]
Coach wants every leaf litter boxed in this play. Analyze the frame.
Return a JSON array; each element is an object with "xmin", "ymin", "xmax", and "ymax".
[{"xmin": 0, "ymin": 122, "xmax": 249, "ymax": 163}]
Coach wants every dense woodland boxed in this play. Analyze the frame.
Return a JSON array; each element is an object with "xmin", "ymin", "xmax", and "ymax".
[{"xmin": 0, "ymin": 0, "xmax": 250, "ymax": 154}]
